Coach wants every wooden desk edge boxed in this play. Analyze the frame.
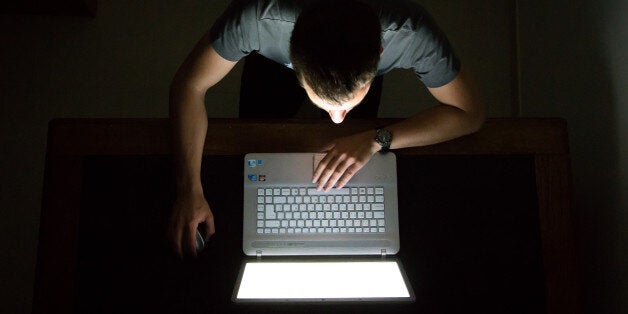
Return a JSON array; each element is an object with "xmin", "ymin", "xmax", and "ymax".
[{"xmin": 35, "ymin": 118, "xmax": 580, "ymax": 313}]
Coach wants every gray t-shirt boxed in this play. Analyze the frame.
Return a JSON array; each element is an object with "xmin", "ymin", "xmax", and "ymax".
[{"xmin": 209, "ymin": 0, "xmax": 460, "ymax": 88}]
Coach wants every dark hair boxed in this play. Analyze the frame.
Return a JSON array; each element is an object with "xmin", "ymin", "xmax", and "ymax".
[{"xmin": 290, "ymin": 0, "xmax": 381, "ymax": 104}]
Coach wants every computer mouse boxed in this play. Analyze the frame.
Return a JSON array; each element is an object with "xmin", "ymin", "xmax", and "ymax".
[{"xmin": 195, "ymin": 228, "xmax": 205, "ymax": 253}]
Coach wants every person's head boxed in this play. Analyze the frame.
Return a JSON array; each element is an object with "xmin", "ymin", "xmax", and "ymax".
[{"xmin": 290, "ymin": 0, "xmax": 381, "ymax": 123}]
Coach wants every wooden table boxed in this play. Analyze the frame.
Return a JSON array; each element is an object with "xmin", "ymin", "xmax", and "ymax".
[{"xmin": 34, "ymin": 118, "xmax": 579, "ymax": 313}]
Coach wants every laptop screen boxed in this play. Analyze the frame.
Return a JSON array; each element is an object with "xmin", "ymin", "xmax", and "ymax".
[{"xmin": 233, "ymin": 259, "xmax": 414, "ymax": 302}]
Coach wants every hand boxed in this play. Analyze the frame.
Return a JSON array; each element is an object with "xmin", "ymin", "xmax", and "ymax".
[
  {"xmin": 167, "ymin": 191, "xmax": 215, "ymax": 258},
  {"xmin": 313, "ymin": 131, "xmax": 380, "ymax": 191}
]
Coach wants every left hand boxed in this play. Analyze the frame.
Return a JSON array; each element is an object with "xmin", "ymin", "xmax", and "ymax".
[{"xmin": 313, "ymin": 130, "xmax": 380, "ymax": 191}]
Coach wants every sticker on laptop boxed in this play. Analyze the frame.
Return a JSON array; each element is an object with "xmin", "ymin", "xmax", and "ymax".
[
  {"xmin": 247, "ymin": 160, "xmax": 257, "ymax": 168},
  {"xmin": 247, "ymin": 174, "xmax": 258, "ymax": 182}
]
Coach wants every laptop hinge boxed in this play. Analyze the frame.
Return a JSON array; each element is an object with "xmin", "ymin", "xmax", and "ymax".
[
  {"xmin": 381, "ymin": 249, "xmax": 387, "ymax": 258},
  {"xmin": 256, "ymin": 250, "xmax": 262, "ymax": 259}
]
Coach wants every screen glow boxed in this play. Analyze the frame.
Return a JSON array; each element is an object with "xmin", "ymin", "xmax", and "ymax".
[{"xmin": 236, "ymin": 261, "xmax": 410, "ymax": 300}]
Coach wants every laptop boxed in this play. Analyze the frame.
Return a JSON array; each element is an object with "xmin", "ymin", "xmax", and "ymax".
[{"xmin": 234, "ymin": 152, "xmax": 414, "ymax": 302}]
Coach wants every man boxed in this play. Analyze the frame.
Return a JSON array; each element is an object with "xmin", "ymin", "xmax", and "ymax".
[{"xmin": 168, "ymin": 0, "xmax": 485, "ymax": 257}]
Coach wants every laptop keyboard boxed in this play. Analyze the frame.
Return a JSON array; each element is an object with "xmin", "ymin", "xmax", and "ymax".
[{"xmin": 256, "ymin": 187, "xmax": 386, "ymax": 234}]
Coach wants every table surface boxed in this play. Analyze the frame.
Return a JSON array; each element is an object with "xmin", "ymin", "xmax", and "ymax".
[{"xmin": 34, "ymin": 118, "xmax": 580, "ymax": 314}]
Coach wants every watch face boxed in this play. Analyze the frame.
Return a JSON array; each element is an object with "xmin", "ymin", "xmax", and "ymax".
[
  {"xmin": 380, "ymin": 130, "xmax": 392, "ymax": 142},
  {"xmin": 376, "ymin": 129, "xmax": 392, "ymax": 149}
]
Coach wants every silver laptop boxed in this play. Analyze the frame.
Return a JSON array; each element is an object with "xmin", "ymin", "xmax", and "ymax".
[{"xmin": 235, "ymin": 152, "xmax": 413, "ymax": 302}]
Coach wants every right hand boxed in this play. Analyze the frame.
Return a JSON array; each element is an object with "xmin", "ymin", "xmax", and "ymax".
[{"xmin": 167, "ymin": 191, "xmax": 215, "ymax": 258}]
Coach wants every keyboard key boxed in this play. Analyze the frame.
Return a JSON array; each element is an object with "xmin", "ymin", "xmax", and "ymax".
[
  {"xmin": 265, "ymin": 205, "xmax": 276, "ymax": 219},
  {"xmin": 374, "ymin": 212, "xmax": 385, "ymax": 219},
  {"xmin": 367, "ymin": 187, "xmax": 374, "ymax": 194},
  {"xmin": 375, "ymin": 187, "xmax": 384, "ymax": 194},
  {"xmin": 375, "ymin": 195, "xmax": 384, "ymax": 203},
  {"xmin": 258, "ymin": 188, "xmax": 264, "ymax": 196},
  {"xmin": 281, "ymin": 188, "xmax": 290, "ymax": 196},
  {"xmin": 265, "ymin": 220, "xmax": 280, "ymax": 228},
  {"xmin": 372, "ymin": 204, "xmax": 385, "ymax": 211}
]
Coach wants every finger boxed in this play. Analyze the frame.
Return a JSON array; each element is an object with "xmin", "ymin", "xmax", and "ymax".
[
  {"xmin": 168, "ymin": 218, "xmax": 184, "ymax": 259},
  {"xmin": 313, "ymin": 151, "xmax": 336, "ymax": 184},
  {"xmin": 324, "ymin": 159, "xmax": 352, "ymax": 191},
  {"xmin": 335, "ymin": 163, "xmax": 363, "ymax": 189},
  {"xmin": 318, "ymin": 154, "xmax": 350, "ymax": 190},
  {"xmin": 316, "ymin": 163, "xmax": 337, "ymax": 190},
  {"xmin": 183, "ymin": 222, "xmax": 197, "ymax": 258}
]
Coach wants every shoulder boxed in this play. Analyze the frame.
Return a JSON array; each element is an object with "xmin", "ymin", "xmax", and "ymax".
[
  {"xmin": 363, "ymin": 0, "xmax": 431, "ymax": 31},
  {"xmin": 257, "ymin": 0, "xmax": 308, "ymax": 23},
  {"xmin": 223, "ymin": 0, "xmax": 306, "ymax": 23}
]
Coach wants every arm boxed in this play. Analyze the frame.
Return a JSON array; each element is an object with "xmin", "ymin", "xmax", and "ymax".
[
  {"xmin": 168, "ymin": 33, "xmax": 237, "ymax": 258},
  {"xmin": 314, "ymin": 67, "xmax": 486, "ymax": 190},
  {"xmin": 387, "ymin": 66, "xmax": 485, "ymax": 148}
]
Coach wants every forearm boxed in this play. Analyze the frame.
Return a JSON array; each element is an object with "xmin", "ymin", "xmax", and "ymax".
[
  {"xmin": 387, "ymin": 103, "xmax": 485, "ymax": 149},
  {"xmin": 170, "ymin": 87, "xmax": 208, "ymax": 194}
]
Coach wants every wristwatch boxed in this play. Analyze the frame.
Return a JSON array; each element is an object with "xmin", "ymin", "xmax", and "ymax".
[{"xmin": 374, "ymin": 128, "xmax": 393, "ymax": 152}]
